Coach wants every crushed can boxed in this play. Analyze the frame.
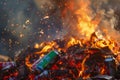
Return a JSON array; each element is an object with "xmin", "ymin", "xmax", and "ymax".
[
  {"xmin": 105, "ymin": 55, "xmax": 116, "ymax": 76},
  {"xmin": 32, "ymin": 50, "xmax": 60, "ymax": 72}
]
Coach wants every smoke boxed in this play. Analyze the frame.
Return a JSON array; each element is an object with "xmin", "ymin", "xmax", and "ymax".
[
  {"xmin": 34, "ymin": 0, "xmax": 54, "ymax": 11},
  {"xmin": 58, "ymin": 0, "xmax": 120, "ymax": 42},
  {"xmin": 0, "ymin": 0, "xmax": 63, "ymax": 57},
  {"xmin": 33, "ymin": 0, "xmax": 120, "ymax": 42},
  {"xmin": 91, "ymin": 0, "xmax": 120, "ymax": 41}
]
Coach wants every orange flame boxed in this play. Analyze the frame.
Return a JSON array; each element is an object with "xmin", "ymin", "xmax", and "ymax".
[
  {"xmin": 35, "ymin": 41, "xmax": 57, "ymax": 55},
  {"xmin": 79, "ymin": 54, "xmax": 90, "ymax": 79},
  {"xmin": 25, "ymin": 55, "xmax": 32, "ymax": 69},
  {"xmin": 75, "ymin": 0, "xmax": 101, "ymax": 38},
  {"xmin": 66, "ymin": 37, "xmax": 82, "ymax": 48}
]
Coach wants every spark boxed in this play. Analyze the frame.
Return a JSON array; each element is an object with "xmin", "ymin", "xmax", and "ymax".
[{"xmin": 43, "ymin": 16, "xmax": 49, "ymax": 19}]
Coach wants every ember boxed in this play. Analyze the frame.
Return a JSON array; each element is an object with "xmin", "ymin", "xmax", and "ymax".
[{"xmin": 0, "ymin": 0, "xmax": 120, "ymax": 80}]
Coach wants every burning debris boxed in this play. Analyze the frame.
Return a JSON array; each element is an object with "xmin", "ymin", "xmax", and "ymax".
[
  {"xmin": 0, "ymin": 0, "xmax": 120, "ymax": 80},
  {"xmin": 0, "ymin": 35, "xmax": 120, "ymax": 79}
]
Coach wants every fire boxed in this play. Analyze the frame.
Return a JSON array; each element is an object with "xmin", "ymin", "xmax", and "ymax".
[
  {"xmin": 66, "ymin": 37, "xmax": 82, "ymax": 48},
  {"xmin": 24, "ymin": 0, "xmax": 120, "ymax": 79},
  {"xmin": 25, "ymin": 34, "xmax": 120, "ymax": 76},
  {"xmin": 79, "ymin": 54, "xmax": 90, "ymax": 79},
  {"xmin": 100, "ymin": 65, "xmax": 106, "ymax": 74},
  {"xmin": 75, "ymin": 0, "xmax": 101, "ymax": 38},
  {"xmin": 93, "ymin": 38, "xmax": 119, "ymax": 54},
  {"xmin": 35, "ymin": 41, "xmax": 57, "ymax": 55},
  {"xmin": 25, "ymin": 55, "xmax": 32, "ymax": 69}
]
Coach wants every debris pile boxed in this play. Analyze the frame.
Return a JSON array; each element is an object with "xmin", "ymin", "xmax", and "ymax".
[{"xmin": 0, "ymin": 37, "xmax": 120, "ymax": 80}]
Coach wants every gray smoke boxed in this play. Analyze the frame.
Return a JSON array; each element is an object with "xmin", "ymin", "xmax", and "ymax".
[
  {"xmin": 60, "ymin": 0, "xmax": 120, "ymax": 42},
  {"xmin": 0, "ymin": 0, "xmax": 62, "ymax": 58}
]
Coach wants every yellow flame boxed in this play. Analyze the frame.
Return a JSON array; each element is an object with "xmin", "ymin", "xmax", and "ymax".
[
  {"xmin": 79, "ymin": 54, "xmax": 90, "ymax": 78},
  {"xmin": 66, "ymin": 37, "xmax": 81, "ymax": 48},
  {"xmin": 35, "ymin": 41, "xmax": 57, "ymax": 55},
  {"xmin": 75, "ymin": 0, "xmax": 101, "ymax": 38}
]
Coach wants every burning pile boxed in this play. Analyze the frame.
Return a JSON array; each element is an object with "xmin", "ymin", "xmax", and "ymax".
[
  {"xmin": 24, "ymin": 33, "xmax": 119, "ymax": 79},
  {"xmin": 0, "ymin": 0, "xmax": 120, "ymax": 79},
  {"xmin": 1, "ymin": 34, "xmax": 120, "ymax": 79}
]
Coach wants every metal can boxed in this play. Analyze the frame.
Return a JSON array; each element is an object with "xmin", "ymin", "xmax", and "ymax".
[
  {"xmin": 32, "ymin": 50, "xmax": 59, "ymax": 71},
  {"xmin": 105, "ymin": 55, "xmax": 116, "ymax": 76}
]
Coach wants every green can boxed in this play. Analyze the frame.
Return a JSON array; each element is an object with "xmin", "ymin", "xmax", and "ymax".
[{"xmin": 36, "ymin": 50, "xmax": 59, "ymax": 71}]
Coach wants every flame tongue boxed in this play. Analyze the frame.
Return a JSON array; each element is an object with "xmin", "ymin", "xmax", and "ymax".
[{"xmin": 75, "ymin": 0, "xmax": 101, "ymax": 38}]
